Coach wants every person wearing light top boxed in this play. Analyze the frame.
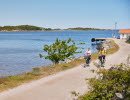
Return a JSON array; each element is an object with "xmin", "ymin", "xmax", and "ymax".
[{"xmin": 84, "ymin": 48, "xmax": 92, "ymax": 66}]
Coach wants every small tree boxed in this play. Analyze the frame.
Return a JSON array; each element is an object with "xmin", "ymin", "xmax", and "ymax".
[{"xmin": 39, "ymin": 38, "xmax": 82, "ymax": 64}]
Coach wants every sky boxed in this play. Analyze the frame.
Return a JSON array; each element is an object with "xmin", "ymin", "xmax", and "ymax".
[{"xmin": 0, "ymin": 0, "xmax": 129, "ymax": 29}]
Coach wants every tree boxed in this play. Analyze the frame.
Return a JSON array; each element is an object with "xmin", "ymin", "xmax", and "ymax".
[
  {"xmin": 0, "ymin": 25, "xmax": 42, "ymax": 31},
  {"xmin": 39, "ymin": 38, "xmax": 82, "ymax": 64}
]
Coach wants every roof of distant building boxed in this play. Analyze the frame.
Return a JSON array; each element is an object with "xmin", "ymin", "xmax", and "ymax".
[{"xmin": 119, "ymin": 29, "xmax": 130, "ymax": 33}]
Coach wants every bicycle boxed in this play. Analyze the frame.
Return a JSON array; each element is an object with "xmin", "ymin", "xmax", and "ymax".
[
  {"xmin": 84, "ymin": 55, "xmax": 91, "ymax": 67},
  {"xmin": 98, "ymin": 55, "xmax": 105, "ymax": 67}
]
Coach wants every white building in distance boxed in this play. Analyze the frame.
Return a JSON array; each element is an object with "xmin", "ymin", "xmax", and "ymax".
[{"xmin": 119, "ymin": 29, "xmax": 130, "ymax": 39}]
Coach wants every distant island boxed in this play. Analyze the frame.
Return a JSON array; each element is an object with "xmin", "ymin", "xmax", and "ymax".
[
  {"xmin": 0, "ymin": 25, "xmax": 111, "ymax": 32},
  {"xmin": 67, "ymin": 27, "xmax": 110, "ymax": 31},
  {"xmin": 0, "ymin": 25, "xmax": 43, "ymax": 32}
]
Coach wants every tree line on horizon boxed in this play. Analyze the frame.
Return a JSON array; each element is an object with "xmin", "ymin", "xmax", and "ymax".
[
  {"xmin": 68, "ymin": 27, "xmax": 104, "ymax": 30},
  {"xmin": 0, "ymin": 25, "xmax": 107, "ymax": 31},
  {"xmin": 0, "ymin": 25, "xmax": 43, "ymax": 31}
]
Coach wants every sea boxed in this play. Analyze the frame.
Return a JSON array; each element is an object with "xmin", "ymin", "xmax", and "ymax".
[{"xmin": 0, "ymin": 30, "xmax": 119, "ymax": 77}]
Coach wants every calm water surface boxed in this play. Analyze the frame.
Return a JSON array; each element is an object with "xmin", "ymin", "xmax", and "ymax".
[{"xmin": 0, "ymin": 30, "xmax": 119, "ymax": 77}]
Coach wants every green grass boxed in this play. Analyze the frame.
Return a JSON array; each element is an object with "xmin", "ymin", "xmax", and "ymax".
[
  {"xmin": 0, "ymin": 40, "xmax": 119, "ymax": 92},
  {"xmin": 126, "ymin": 41, "xmax": 130, "ymax": 44}
]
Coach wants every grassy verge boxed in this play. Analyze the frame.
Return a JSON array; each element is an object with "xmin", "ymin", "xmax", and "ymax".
[
  {"xmin": 126, "ymin": 38, "xmax": 130, "ymax": 44},
  {"xmin": 126, "ymin": 41, "xmax": 130, "ymax": 44},
  {"xmin": 0, "ymin": 40, "xmax": 119, "ymax": 92}
]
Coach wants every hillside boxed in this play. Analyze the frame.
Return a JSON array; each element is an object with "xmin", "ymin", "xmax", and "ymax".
[
  {"xmin": 0, "ymin": 25, "xmax": 110, "ymax": 32},
  {"xmin": 0, "ymin": 25, "xmax": 43, "ymax": 31},
  {"xmin": 68, "ymin": 27, "xmax": 106, "ymax": 30}
]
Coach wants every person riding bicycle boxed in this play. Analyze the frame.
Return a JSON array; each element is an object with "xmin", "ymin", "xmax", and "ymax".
[
  {"xmin": 98, "ymin": 47, "xmax": 106, "ymax": 67},
  {"xmin": 84, "ymin": 48, "xmax": 92, "ymax": 66}
]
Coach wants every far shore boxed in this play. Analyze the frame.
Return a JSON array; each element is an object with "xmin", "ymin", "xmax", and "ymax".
[
  {"xmin": 0, "ymin": 29, "xmax": 112, "ymax": 32},
  {"xmin": 0, "ymin": 25, "xmax": 113, "ymax": 32}
]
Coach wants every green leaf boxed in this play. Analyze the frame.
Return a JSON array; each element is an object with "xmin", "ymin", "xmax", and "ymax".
[{"xmin": 39, "ymin": 38, "xmax": 82, "ymax": 64}]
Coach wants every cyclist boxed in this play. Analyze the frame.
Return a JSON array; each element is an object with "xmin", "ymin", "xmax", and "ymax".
[
  {"xmin": 84, "ymin": 48, "xmax": 92, "ymax": 66},
  {"xmin": 98, "ymin": 47, "xmax": 106, "ymax": 67}
]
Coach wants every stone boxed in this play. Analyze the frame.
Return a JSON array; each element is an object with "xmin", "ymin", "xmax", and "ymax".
[{"xmin": 115, "ymin": 93, "xmax": 123, "ymax": 99}]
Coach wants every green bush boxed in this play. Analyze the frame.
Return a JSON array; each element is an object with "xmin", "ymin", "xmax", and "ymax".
[
  {"xmin": 79, "ymin": 64, "xmax": 130, "ymax": 100},
  {"xmin": 39, "ymin": 38, "xmax": 82, "ymax": 64}
]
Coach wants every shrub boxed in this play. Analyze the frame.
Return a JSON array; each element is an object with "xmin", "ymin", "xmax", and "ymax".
[
  {"xmin": 39, "ymin": 38, "xmax": 82, "ymax": 64},
  {"xmin": 79, "ymin": 64, "xmax": 130, "ymax": 100}
]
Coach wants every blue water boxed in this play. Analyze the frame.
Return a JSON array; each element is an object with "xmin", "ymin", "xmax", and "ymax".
[{"xmin": 0, "ymin": 30, "xmax": 119, "ymax": 77}]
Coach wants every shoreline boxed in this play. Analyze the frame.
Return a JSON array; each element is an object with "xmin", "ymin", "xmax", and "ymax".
[
  {"xmin": 2, "ymin": 39, "xmax": 130, "ymax": 100},
  {"xmin": 0, "ymin": 38, "xmax": 110, "ymax": 78},
  {"xmin": 0, "ymin": 29, "xmax": 112, "ymax": 32},
  {"xmin": 0, "ymin": 39, "xmax": 119, "ymax": 93}
]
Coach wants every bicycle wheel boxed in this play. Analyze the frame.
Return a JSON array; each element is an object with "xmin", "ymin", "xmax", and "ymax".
[
  {"xmin": 101, "ymin": 60, "xmax": 105, "ymax": 67},
  {"xmin": 100, "ymin": 57, "xmax": 104, "ymax": 67}
]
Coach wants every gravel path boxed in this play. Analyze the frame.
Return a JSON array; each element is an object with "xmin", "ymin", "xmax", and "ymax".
[{"xmin": 0, "ymin": 39, "xmax": 130, "ymax": 100}]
